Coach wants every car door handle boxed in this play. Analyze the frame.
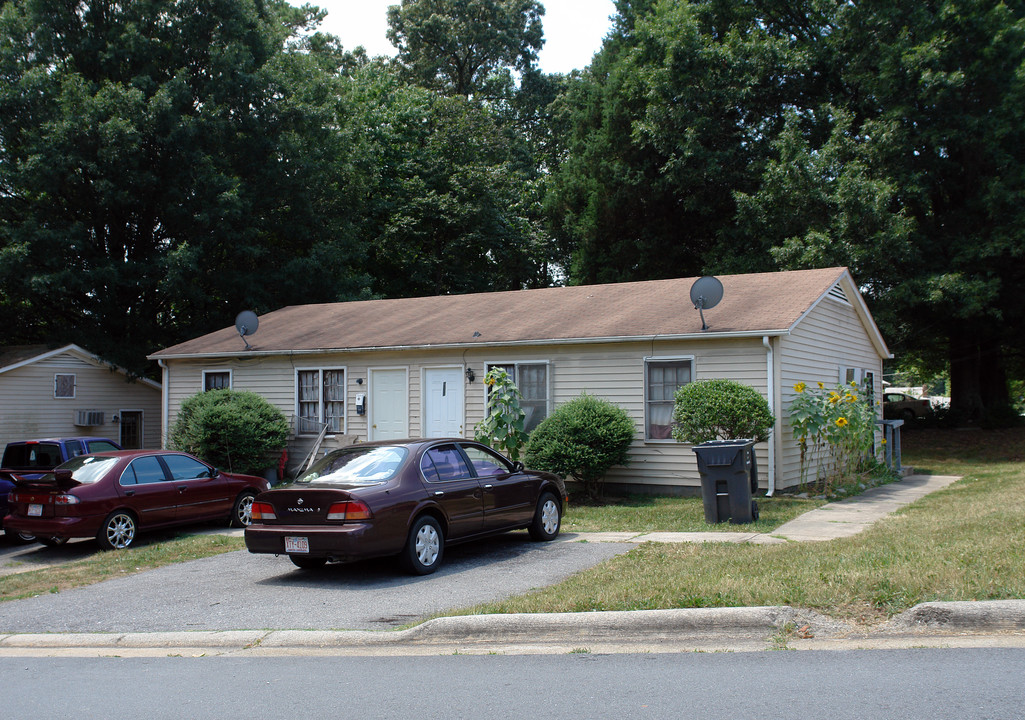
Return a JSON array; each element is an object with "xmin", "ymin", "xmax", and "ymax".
[
  {"xmin": 124, "ymin": 490, "xmax": 135, "ymax": 496},
  {"xmin": 483, "ymin": 484, "xmax": 493, "ymax": 490},
  {"xmin": 434, "ymin": 491, "xmax": 444, "ymax": 497},
  {"xmin": 177, "ymin": 485, "xmax": 188, "ymax": 492}
]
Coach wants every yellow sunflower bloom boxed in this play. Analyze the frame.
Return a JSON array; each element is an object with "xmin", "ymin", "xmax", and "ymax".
[
  {"xmin": 817, "ymin": 382, "xmax": 825, "ymax": 389},
  {"xmin": 835, "ymin": 417, "xmax": 849, "ymax": 427},
  {"xmin": 828, "ymin": 391, "xmax": 841, "ymax": 404},
  {"xmin": 794, "ymin": 382, "xmax": 807, "ymax": 393}
]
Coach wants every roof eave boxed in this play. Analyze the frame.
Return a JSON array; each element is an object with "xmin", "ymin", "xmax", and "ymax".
[{"xmin": 148, "ymin": 329, "xmax": 795, "ymax": 361}]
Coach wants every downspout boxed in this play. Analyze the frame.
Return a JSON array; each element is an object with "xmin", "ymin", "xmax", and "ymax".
[
  {"xmin": 158, "ymin": 359, "xmax": 169, "ymax": 449},
  {"xmin": 762, "ymin": 336, "xmax": 776, "ymax": 496}
]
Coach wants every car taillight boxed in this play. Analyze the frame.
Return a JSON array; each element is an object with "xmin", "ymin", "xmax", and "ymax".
[
  {"xmin": 251, "ymin": 501, "xmax": 276, "ymax": 521},
  {"xmin": 326, "ymin": 500, "xmax": 372, "ymax": 521},
  {"xmin": 54, "ymin": 494, "xmax": 79, "ymax": 505}
]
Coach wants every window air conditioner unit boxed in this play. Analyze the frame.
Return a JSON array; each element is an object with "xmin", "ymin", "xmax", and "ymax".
[{"xmin": 75, "ymin": 410, "xmax": 104, "ymax": 427}]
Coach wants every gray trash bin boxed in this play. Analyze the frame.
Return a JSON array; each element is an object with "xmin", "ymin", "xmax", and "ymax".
[{"xmin": 693, "ymin": 439, "xmax": 759, "ymax": 524}]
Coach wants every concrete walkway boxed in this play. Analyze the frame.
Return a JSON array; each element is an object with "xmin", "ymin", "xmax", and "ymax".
[{"xmin": 567, "ymin": 473, "xmax": 963, "ymax": 546}]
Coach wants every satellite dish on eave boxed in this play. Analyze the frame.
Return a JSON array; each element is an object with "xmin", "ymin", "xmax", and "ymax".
[
  {"xmin": 235, "ymin": 310, "xmax": 259, "ymax": 350},
  {"xmin": 690, "ymin": 276, "xmax": 724, "ymax": 331}
]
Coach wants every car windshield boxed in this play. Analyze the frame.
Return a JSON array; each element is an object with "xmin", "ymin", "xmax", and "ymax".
[
  {"xmin": 295, "ymin": 446, "xmax": 408, "ymax": 486},
  {"xmin": 48, "ymin": 455, "xmax": 119, "ymax": 485}
]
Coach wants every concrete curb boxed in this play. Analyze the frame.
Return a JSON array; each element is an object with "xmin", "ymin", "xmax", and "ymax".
[{"xmin": 2, "ymin": 602, "xmax": 1023, "ymax": 655}]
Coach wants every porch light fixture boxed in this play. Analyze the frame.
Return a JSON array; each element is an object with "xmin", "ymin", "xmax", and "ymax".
[{"xmin": 465, "ymin": 368, "xmax": 476, "ymax": 383}]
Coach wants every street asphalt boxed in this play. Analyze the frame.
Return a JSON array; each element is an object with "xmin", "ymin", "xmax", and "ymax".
[{"xmin": 2, "ymin": 472, "xmax": 1024, "ymax": 655}]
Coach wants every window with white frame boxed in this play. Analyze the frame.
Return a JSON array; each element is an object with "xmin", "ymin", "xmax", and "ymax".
[
  {"xmin": 54, "ymin": 374, "xmax": 76, "ymax": 399},
  {"xmin": 203, "ymin": 370, "xmax": 231, "ymax": 391},
  {"xmin": 486, "ymin": 362, "xmax": 549, "ymax": 432},
  {"xmin": 840, "ymin": 366, "xmax": 877, "ymax": 406},
  {"xmin": 645, "ymin": 358, "xmax": 693, "ymax": 440},
  {"xmin": 297, "ymin": 368, "xmax": 345, "ymax": 434}
]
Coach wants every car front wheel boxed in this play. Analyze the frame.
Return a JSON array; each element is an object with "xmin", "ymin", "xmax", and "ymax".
[
  {"xmin": 402, "ymin": 515, "xmax": 444, "ymax": 575},
  {"xmin": 97, "ymin": 511, "xmax": 136, "ymax": 550},
  {"xmin": 230, "ymin": 491, "xmax": 257, "ymax": 528},
  {"xmin": 528, "ymin": 492, "xmax": 561, "ymax": 541}
]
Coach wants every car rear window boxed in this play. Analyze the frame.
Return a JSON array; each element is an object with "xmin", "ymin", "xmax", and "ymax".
[
  {"xmin": 2, "ymin": 443, "xmax": 62, "ymax": 469},
  {"xmin": 296, "ymin": 446, "xmax": 408, "ymax": 486},
  {"xmin": 58, "ymin": 455, "xmax": 120, "ymax": 485}
]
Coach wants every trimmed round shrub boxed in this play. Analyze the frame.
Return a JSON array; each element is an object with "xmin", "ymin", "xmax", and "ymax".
[
  {"xmin": 170, "ymin": 389, "xmax": 289, "ymax": 475},
  {"xmin": 672, "ymin": 379, "xmax": 774, "ymax": 444},
  {"xmin": 524, "ymin": 394, "xmax": 635, "ymax": 500}
]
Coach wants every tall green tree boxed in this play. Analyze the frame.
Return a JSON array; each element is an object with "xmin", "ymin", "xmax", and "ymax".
[
  {"xmin": 546, "ymin": 0, "xmax": 816, "ymax": 283},
  {"xmin": 548, "ymin": 0, "xmax": 1025, "ymax": 420},
  {"xmin": 338, "ymin": 63, "xmax": 551, "ymax": 296},
  {"xmin": 0, "ymin": 0, "xmax": 368, "ymax": 373},
  {"xmin": 386, "ymin": 0, "xmax": 545, "ymax": 98},
  {"xmin": 736, "ymin": 0, "xmax": 1025, "ymax": 419}
]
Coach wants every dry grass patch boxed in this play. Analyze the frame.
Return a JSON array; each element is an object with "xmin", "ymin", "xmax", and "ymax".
[{"xmin": 0, "ymin": 534, "xmax": 245, "ymax": 602}]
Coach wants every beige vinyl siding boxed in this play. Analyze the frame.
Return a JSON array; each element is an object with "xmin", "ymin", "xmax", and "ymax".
[
  {"xmin": 0, "ymin": 352, "xmax": 161, "ymax": 450},
  {"xmin": 778, "ymin": 293, "xmax": 884, "ymax": 488},
  {"xmin": 163, "ymin": 339, "xmax": 775, "ymax": 487}
]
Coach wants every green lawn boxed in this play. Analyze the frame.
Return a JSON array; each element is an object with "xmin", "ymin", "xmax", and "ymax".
[
  {"xmin": 563, "ymin": 492, "xmax": 825, "ymax": 533},
  {"xmin": 462, "ymin": 428, "xmax": 1025, "ymax": 624}
]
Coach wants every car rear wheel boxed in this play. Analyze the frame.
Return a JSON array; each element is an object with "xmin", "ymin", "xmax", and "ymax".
[
  {"xmin": 402, "ymin": 515, "xmax": 444, "ymax": 575},
  {"xmin": 528, "ymin": 492, "xmax": 561, "ymax": 541},
  {"xmin": 229, "ymin": 491, "xmax": 257, "ymax": 528},
  {"xmin": 97, "ymin": 511, "xmax": 136, "ymax": 550},
  {"xmin": 4, "ymin": 528, "xmax": 36, "ymax": 544},
  {"xmin": 290, "ymin": 556, "xmax": 327, "ymax": 570}
]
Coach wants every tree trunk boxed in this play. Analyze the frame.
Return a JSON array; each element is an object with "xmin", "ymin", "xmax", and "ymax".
[{"xmin": 948, "ymin": 321, "xmax": 1009, "ymax": 423}]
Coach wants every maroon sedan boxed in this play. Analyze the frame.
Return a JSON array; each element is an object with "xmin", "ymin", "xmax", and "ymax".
[
  {"xmin": 4, "ymin": 450, "xmax": 270, "ymax": 549},
  {"xmin": 245, "ymin": 439, "xmax": 567, "ymax": 575}
]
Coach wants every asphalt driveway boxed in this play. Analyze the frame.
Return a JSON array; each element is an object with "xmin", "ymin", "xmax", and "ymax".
[{"xmin": 0, "ymin": 532, "xmax": 631, "ymax": 634}]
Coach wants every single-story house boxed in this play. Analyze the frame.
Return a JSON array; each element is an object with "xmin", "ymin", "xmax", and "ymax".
[
  {"xmin": 149, "ymin": 266, "xmax": 890, "ymax": 493},
  {"xmin": 0, "ymin": 344, "xmax": 162, "ymax": 450}
]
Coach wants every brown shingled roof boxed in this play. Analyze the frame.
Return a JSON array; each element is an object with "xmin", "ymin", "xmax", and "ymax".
[{"xmin": 151, "ymin": 267, "xmax": 852, "ymax": 358}]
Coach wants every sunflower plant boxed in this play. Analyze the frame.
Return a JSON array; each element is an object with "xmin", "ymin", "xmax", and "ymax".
[{"xmin": 789, "ymin": 380, "xmax": 877, "ymax": 491}]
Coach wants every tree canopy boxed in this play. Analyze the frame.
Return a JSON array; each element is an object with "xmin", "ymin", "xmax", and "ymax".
[
  {"xmin": 547, "ymin": 0, "xmax": 1025, "ymax": 420},
  {"xmin": 386, "ymin": 0, "xmax": 545, "ymax": 98}
]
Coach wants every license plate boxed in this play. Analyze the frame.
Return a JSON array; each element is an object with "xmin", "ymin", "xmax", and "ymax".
[
  {"xmin": 28, "ymin": 504, "xmax": 43, "ymax": 517},
  {"xmin": 284, "ymin": 536, "xmax": 309, "ymax": 553}
]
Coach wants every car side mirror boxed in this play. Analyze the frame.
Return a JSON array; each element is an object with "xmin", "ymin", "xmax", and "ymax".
[
  {"xmin": 512, "ymin": 461, "xmax": 524, "ymax": 472},
  {"xmin": 209, "ymin": 468, "xmax": 219, "ymax": 478}
]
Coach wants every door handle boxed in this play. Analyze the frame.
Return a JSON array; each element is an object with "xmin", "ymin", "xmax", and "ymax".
[
  {"xmin": 125, "ymin": 490, "xmax": 135, "ymax": 496},
  {"xmin": 434, "ymin": 491, "xmax": 444, "ymax": 497},
  {"xmin": 483, "ymin": 484, "xmax": 493, "ymax": 490},
  {"xmin": 177, "ymin": 485, "xmax": 187, "ymax": 492}
]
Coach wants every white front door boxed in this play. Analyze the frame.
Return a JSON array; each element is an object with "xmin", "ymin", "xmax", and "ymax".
[
  {"xmin": 424, "ymin": 368, "xmax": 465, "ymax": 438},
  {"xmin": 369, "ymin": 369, "xmax": 408, "ymax": 441}
]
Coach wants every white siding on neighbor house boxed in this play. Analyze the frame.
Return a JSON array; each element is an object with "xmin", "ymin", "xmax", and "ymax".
[
  {"xmin": 777, "ymin": 293, "xmax": 884, "ymax": 488},
  {"xmin": 0, "ymin": 352, "xmax": 161, "ymax": 450}
]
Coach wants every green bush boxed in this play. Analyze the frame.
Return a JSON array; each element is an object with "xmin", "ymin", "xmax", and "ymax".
[
  {"xmin": 170, "ymin": 389, "xmax": 289, "ymax": 475},
  {"xmin": 672, "ymin": 379, "xmax": 774, "ymax": 444},
  {"xmin": 524, "ymin": 394, "xmax": 636, "ymax": 500}
]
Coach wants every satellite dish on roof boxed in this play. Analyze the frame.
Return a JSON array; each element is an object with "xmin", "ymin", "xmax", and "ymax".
[
  {"xmin": 690, "ymin": 276, "xmax": 724, "ymax": 331},
  {"xmin": 235, "ymin": 310, "xmax": 259, "ymax": 351}
]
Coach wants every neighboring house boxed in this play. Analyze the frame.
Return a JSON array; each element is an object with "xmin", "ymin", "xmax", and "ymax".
[
  {"xmin": 0, "ymin": 344, "xmax": 162, "ymax": 451},
  {"xmin": 149, "ymin": 267, "xmax": 890, "ymax": 493}
]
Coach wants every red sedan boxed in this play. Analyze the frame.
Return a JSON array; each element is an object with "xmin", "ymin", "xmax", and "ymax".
[
  {"xmin": 245, "ymin": 439, "xmax": 567, "ymax": 575},
  {"xmin": 4, "ymin": 450, "xmax": 270, "ymax": 549}
]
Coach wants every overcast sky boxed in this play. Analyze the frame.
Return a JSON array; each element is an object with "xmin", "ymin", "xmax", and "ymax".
[{"xmin": 296, "ymin": 0, "xmax": 617, "ymax": 74}]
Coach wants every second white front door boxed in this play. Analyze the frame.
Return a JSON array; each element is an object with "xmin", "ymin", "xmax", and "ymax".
[
  {"xmin": 424, "ymin": 368, "xmax": 465, "ymax": 438},
  {"xmin": 370, "ymin": 369, "xmax": 408, "ymax": 441}
]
